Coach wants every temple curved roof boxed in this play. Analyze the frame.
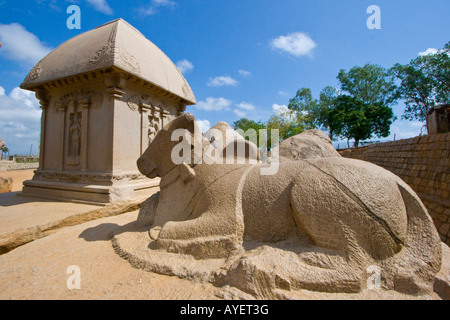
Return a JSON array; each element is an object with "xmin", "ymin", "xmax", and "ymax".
[{"xmin": 21, "ymin": 19, "xmax": 196, "ymax": 105}]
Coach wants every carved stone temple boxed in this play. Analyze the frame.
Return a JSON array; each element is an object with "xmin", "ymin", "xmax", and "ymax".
[{"xmin": 20, "ymin": 19, "xmax": 196, "ymax": 204}]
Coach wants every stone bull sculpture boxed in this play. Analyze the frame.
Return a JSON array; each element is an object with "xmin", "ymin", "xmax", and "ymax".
[{"xmin": 134, "ymin": 113, "xmax": 441, "ymax": 296}]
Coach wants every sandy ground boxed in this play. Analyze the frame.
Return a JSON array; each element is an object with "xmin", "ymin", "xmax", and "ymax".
[
  {"xmin": 0, "ymin": 169, "xmax": 34, "ymax": 192},
  {"xmin": 0, "ymin": 210, "xmax": 219, "ymax": 300},
  {"xmin": 0, "ymin": 170, "xmax": 217, "ymax": 300}
]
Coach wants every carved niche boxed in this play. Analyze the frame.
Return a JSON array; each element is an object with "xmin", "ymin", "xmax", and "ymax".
[
  {"xmin": 52, "ymin": 91, "xmax": 103, "ymax": 170},
  {"xmin": 127, "ymin": 94, "xmax": 174, "ymax": 154}
]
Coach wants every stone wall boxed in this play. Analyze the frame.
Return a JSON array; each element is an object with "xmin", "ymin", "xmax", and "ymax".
[
  {"xmin": 0, "ymin": 161, "xmax": 39, "ymax": 171},
  {"xmin": 340, "ymin": 132, "xmax": 450, "ymax": 245}
]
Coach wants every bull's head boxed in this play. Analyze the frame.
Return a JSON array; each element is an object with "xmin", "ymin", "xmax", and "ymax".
[{"xmin": 137, "ymin": 113, "xmax": 205, "ymax": 179}]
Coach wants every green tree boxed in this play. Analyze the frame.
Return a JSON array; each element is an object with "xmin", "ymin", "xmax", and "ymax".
[
  {"xmin": 287, "ymin": 88, "xmax": 319, "ymax": 129},
  {"xmin": 334, "ymin": 95, "xmax": 396, "ymax": 147},
  {"xmin": 391, "ymin": 41, "xmax": 450, "ymax": 133},
  {"xmin": 1, "ymin": 146, "xmax": 8, "ymax": 160},
  {"xmin": 337, "ymin": 63, "xmax": 398, "ymax": 106},
  {"xmin": 317, "ymin": 86, "xmax": 342, "ymax": 141},
  {"xmin": 233, "ymin": 118, "xmax": 267, "ymax": 147},
  {"xmin": 232, "ymin": 118, "xmax": 266, "ymax": 132},
  {"xmin": 267, "ymin": 107, "xmax": 305, "ymax": 142}
]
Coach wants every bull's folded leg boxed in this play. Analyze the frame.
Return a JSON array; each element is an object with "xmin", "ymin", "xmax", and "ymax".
[
  {"xmin": 289, "ymin": 258, "xmax": 363, "ymax": 293},
  {"xmin": 150, "ymin": 212, "xmax": 242, "ymax": 259}
]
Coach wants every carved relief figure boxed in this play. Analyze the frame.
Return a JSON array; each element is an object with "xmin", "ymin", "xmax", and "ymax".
[
  {"xmin": 148, "ymin": 119, "xmax": 159, "ymax": 145},
  {"xmin": 148, "ymin": 108, "xmax": 162, "ymax": 144},
  {"xmin": 69, "ymin": 112, "xmax": 81, "ymax": 158}
]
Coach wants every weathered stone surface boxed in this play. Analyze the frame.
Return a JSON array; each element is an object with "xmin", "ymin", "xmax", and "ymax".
[
  {"xmin": 0, "ymin": 177, "xmax": 12, "ymax": 193},
  {"xmin": 274, "ymin": 129, "xmax": 341, "ymax": 161},
  {"xmin": 340, "ymin": 132, "xmax": 450, "ymax": 245},
  {"xmin": 434, "ymin": 243, "xmax": 450, "ymax": 300},
  {"xmin": 0, "ymin": 192, "xmax": 145, "ymax": 255},
  {"xmin": 114, "ymin": 113, "xmax": 443, "ymax": 298}
]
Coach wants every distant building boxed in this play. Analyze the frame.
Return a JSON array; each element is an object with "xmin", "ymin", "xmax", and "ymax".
[{"xmin": 428, "ymin": 104, "xmax": 450, "ymax": 135}]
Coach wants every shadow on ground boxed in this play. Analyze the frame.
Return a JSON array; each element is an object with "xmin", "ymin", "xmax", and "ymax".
[
  {"xmin": 0, "ymin": 192, "xmax": 55, "ymax": 207},
  {"xmin": 79, "ymin": 221, "xmax": 146, "ymax": 242}
]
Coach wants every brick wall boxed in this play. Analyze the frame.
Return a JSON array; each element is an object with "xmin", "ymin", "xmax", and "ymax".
[{"xmin": 340, "ymin": 132, "xmax": 450, "ymax": 245}]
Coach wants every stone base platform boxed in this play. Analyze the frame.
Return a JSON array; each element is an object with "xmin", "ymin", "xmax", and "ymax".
[{"xmin": 21, "ymin": 170, "xmax": 160, "ymax": 205}]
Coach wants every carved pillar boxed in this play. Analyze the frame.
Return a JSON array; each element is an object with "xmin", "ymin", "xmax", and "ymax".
[
  {"xmin": 79, "ymin": 98, "xmax": 90, "ymax": 171},
  {"xmin": 139, "ymin": 103, "xmax": 151, "ymax": 155},
  {"xmin": 35, "ymin": 90, "xmax": 49, "ymax": 170},
  {"xmin": 161, "ymin": 109, "xmax": 171, "ymax": 127},
  {"xmin": 53, "ymin": 101, "xmax": 67, "ymax": 171},
  {"xmin": 65, "ymin": 99, "xmax": 78, "ymax": 169}
]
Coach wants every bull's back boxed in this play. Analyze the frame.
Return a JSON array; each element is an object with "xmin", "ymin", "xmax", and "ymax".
[
  {"xmin": 241, "ymin": 161, "xmax": 312, "ymax": 242},
  {"xmin": 241, "ymin": 158, "xmax": 408, "ymax": 259}
]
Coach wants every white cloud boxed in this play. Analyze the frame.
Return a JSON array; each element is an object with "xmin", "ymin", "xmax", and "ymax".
[
  {"xmin": 389, "ymin": 120, "xmax": 425, "ymax": 140},
  {"xmin": 137, "ymin": 6, "xmax": 155, "ymax": 16},
  {"xmin": 238, "ymin": 70, "xmax": 251, "ymax": 77},
  {"xmin": 195, "ymin": 119, "xmax": 211, "ymax": 133},
  {"xmin": 278, "ymin": 90, "xmax": 289, "ymax": 96},
  {"xmin": 152, "ymin": 0, "xmax": 175, "ymax": 5},
  {"xmin": 137, "ymin": 0, "xmax": 175, "ymax": 16},
  {"xmin": 418, "ymin": 48, "xmax": 438, "ymax": 56},
  {"xmin": 176, "ymin": 59, "xmax": 194, "ymax": 75},
  {"xmin": 207, "ymin": 76, "xmax": 238, "ymax": 87},
  {"xmin": 272, "ymin": 104, "xmax": 288, "ymax": 113},
  {"xmin": 271, "ymin": 32, "xmax": 316, "ymax": 57},
  {"xmin": 86, "ymin": 0, "xmax": 113, "ymax": 15},
  {"xmin": 272, "ymin": 104, "xmax": 297, "ymax": 122},
  {"xmin": 233, "ymin": 109, "xmax": 247, "ymax": 118},
  {"xmin": 196, "ymin": 97, "xmax": 232, "ymax": 111},
  {"xmin": 236, "ymin": 102, "xmax": 256, "ymax": 111},
  {"xmin": 0, "ymin": 23, "xmax": 52, "ymax": 65},
  {"xmin": 233, "ymin": 102, "xmax": 256, "ymax": 118},
  {"xmin": 35, "ymin": 0, "xmax": 61, "ymax": 11},
  {"xmin": 0, "ymin": 86, "xmax": 41, "ymax": 154}
]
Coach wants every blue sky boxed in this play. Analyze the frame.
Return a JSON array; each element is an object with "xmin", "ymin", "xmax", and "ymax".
[{"xmin": 0, "ymin": 0, "xmax": 449, "ymax": 154}]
